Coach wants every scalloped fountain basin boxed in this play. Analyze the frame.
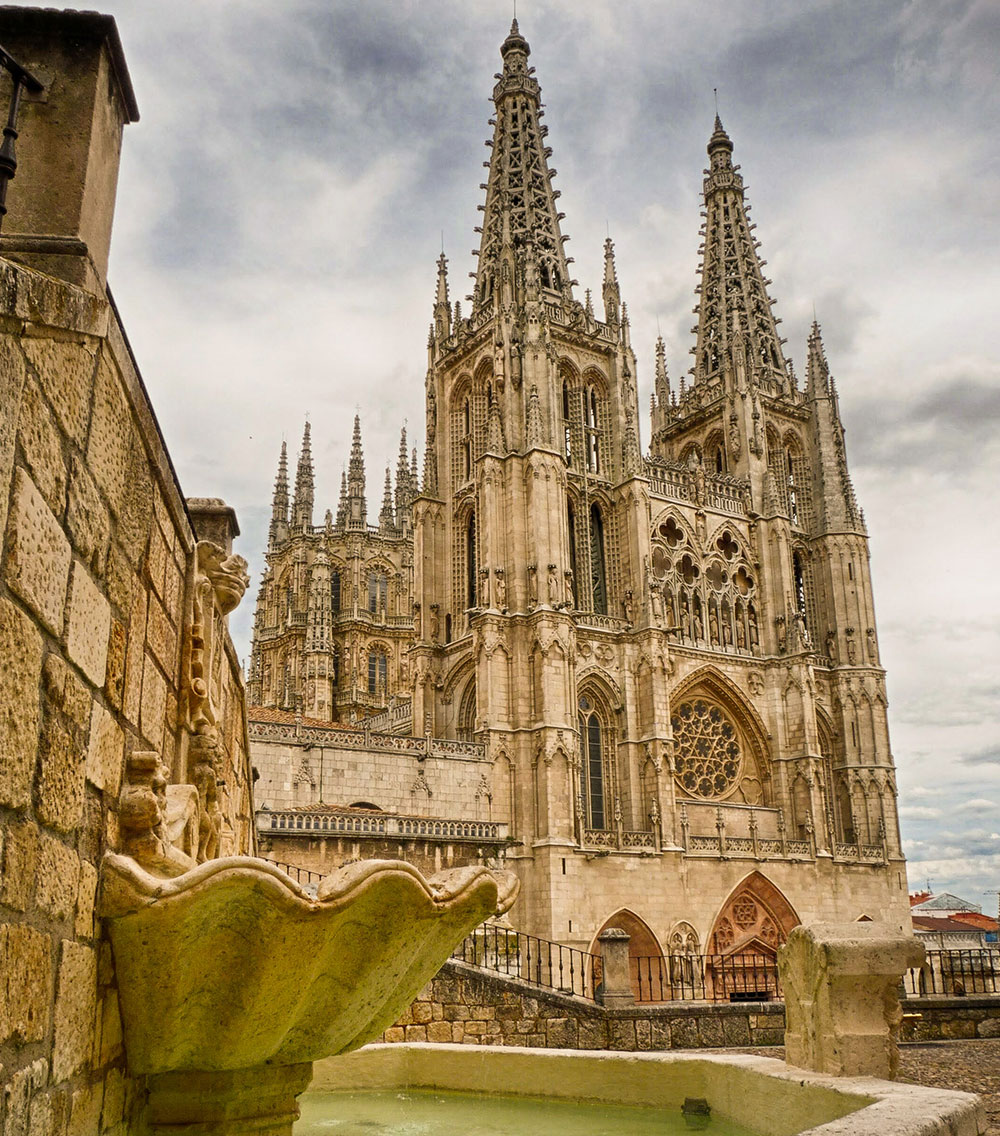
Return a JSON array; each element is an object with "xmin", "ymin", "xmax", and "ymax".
[
  {"xmin": 100, "ymin": 854, "xmax": 517, "ymax": 1134},
  {"xmin": 304, "ymin": 1044, "xmax": 985, "ymax": 1136}
]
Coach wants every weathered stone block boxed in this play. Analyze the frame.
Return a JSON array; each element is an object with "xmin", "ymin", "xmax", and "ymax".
[
  {"xmin": 102, "ymin": 1066, "xmax": 126, "ymax": 1131},
  {"xmin": 35, "ymin": 831, "xmax": 80, "ymax": 921},
  {"xmin": 17, "ymin": 375, "xmax": 67, "ymax": 516},
  {"xmin": 67, "ymin": 1083, "xmax": 101, "ymax": 1136},
  {"xmin": 0, "ymin": 925, "xmax": 51, "ymax": 1045},
  {"xmin": 649, "ymin": 1018, "xmax": 671, "ymax": 1050},
  {"xmin": 410, "ymin": 1002, "xmax": 433, "ymax": 1024},
  {"xmin": 21, "ymin": 335, "xmax": 96, "ymax": 447},
  {"xmin": 979, "ymin": 1016, "xmax": 1000, "ymax": 1038},
  {"xmin": 97, "ymin": 989, "xmax": 124, "ymax": 1064},
  {"xmin": 122, "ymin": 583, "xmax": 146, "ymax": 726},
  {"xmin": 577, "ymin": 1018, "xmax": 608, "ymax": 1051},
  {"xmin": 86, "ymin": 700, "xmax": 123, "ymax": 794},
  {"xmin": 65, "ymin": 454, "xmax": 110, "ymax": 576},
  {"xmin": 608, "ymin": 1019, "xmax": 636, "ymax": 1050},
  {"xmin": 382, "ymin": 1027, "xmax": 404, "ymax": 1044},
  {"xmin": 1, "ymin": 817, "xmax": 39, "ymax": 911},
  {"xmin": 85, "ymin": 355, "xmax": 131, "ymax": 518},
  {"xmin": 104, "ymin": 617, "xmax": 126, "ymax": 710},
  {"xmin": 75, "ymin": 858, "xmax": 98, "ymax": 939},
  {"xmin": 940, "ymin": 1017, "xmax": 977, "ymax": 1040},
  {"xmin": 0, "ymin": 596, "xmax": 44, "ymax": 809},
  {"xmin": 426, "ymin": 1021, "xmax": 453, "ymax": 1043},
  {"xmin": 65, "ymin": 562, "xmax": 111, "ymax": 687},
  {"xmin": 146, "ymin": 593, "xmax": 177, "ymax": 674},
  {"xmin": 722, "ymin": 1013, "xmax": 752, "ymax": 1046},
  {"xmin": 698, "ymin": 1014, "xmax": 725, "ymax": 1046},
  {"xmin": 140, "ymin": 653, "xmax": 167, "ymax": 751},
  {"xmin": 117, "ymin": 440, "xmax": 153, "ymax": 566},
  {"xmin": 0, "ymin": 335, "xmax": 27, "ymax": 539},
  {"xmin": 35, "ymin": 713, "xmax": 86, "ymax": 835},
  {"xmin": 52, "ymin": 940, "xmax": 97, "ymax": 1082},
  {"xmin": 635, "ymin": 1017, "xmax": 652, "ymax": 1050},
  {"xmin": 105, "ymin": 541, "xmax": 132, "ymax": 618},
  {"xmin": 671, "ymin": 1017, "xmax": 699, "ymax": 1049},
  {"xmin": 403, "ymin": 1025, "xmax": 427, "ymax": 1042},
  {"xmin": 4, "ymin": 468, "xmax": 72, "ymax": 635},
  {"xmin": 544, "ymin": 1016, "xmax": 577, "ymax": 1048}
]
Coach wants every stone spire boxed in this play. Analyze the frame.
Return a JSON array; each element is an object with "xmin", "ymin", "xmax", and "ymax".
[
  {"xmin": 651, "ymin": 335, "xmax": 672, "ymax": 436},
  {"xmin": 472, "ymin": 19, "xmax": 573, "ymax": 313},
  {"xmin": 395, "ymin": 425, "xmax": 412, "ymax": 519},
  {"xmin": 432, "ymin": 252, "xmax": 451, "ymax": 341},
  {"xmin": 346, "ymin": 414, "xmax": 367, "ymax": 529},
  {"xmin": 806, "ymin": 320, "xmax": 862, "ymax": 531},
  {"xmin": 335, "ymin": 469, "xmax": 347, "ymax": 528},
  {"xmin": 692, "ymin": 116, "xmax": 787, "ymax": 387},
  {"xmin": 268, "ymin": 439, "xmax": 289, "ymax": 547},
  {"xmin": 291, "ymin": 420, "xmax": 314, "ymax": 532},
  {"xmin": 602, "ymin": 237, "xmax": 620, "ymax": 328},
  {"xmin": 379, "ymin": 465, "xmax": 395, "ymax": 532}
]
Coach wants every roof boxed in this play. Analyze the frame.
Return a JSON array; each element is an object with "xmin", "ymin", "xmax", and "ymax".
[
  {"xmin": 909, "ymin": 891, "xmax": 932, "ymax": 907},
  {"xmin": 911, "ymin": 892, "xmax": 981, "ymax": 913},
  {"xmin": 949, "ymin": 912, "xmax": 999, "ymax": 932},
  {"xmin": 247, "ymin": 706, "xmax": 358, "ymax": 730},
  {"xmin": 911, "ymin": 915, "xmax": 986, "ymax": 933}
]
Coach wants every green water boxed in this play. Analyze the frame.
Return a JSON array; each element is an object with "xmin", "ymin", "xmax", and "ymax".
[{"xmin": 296, "ymin": 1089, "xmax": 759, "ymax": 1135}]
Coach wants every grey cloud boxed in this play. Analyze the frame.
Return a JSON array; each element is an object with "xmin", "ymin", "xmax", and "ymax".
[{"xmin": 964, "ymin": 746, "xmax": 1000, "ymax": 767}]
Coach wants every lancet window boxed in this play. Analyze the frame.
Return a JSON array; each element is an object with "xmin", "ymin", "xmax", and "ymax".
[
  {"xmin": 368, "ymin": 571, "xmax": 388, "ymax": 614},
  {"xmin": 367, "ymin": 648, "xmax": 388, "ymax": 696},
  {"xmin": 590, "ymin": 504, "xmax": 607, "ymax": 615},
  {"xmin": 578, "ymin": 694, "xmax": 609, "ymax": 831},
  {"xmin": 330, "ymin": 569, "xmax": 341, "ymax": 614},
  {"xmin": 465, "ymin": 512, "xmax": 477, "ymax": 613}
]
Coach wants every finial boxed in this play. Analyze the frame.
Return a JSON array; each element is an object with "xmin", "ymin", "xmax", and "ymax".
[{"xmin": 714, "ymin": 87, "xmax": 719, "ymax": 115}]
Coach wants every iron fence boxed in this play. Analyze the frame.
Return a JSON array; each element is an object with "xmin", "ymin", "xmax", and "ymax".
[
  {"xmin": 452, "ymin": 921, "xmax": 597, "ymax": 1000},
  {"xmin": 633, "ymin": 952, "xmax": 782, "ymax": 1003},
  {"xmin": 261, "ymin": 857, "xmax": 325, "ymax": 886},
  {"xmin": 902, "ymin": 949, "xmax": 1000, "ymax": 997}
]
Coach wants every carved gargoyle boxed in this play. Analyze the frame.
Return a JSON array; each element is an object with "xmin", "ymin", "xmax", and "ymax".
[
  {"xmin": 189, "ymin": 730, "xmax": 223, "ymax": 863},
  {"xmin": 119, "ymin": 752, "xmax": 198, "ymax": 877}
]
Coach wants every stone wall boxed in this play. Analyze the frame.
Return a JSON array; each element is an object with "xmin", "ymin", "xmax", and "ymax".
[
  {"xmin": 383, "ymin": 960, "xmax": 1000, "ymax": 1054},
  {"xmin": 382, "ymin": 960, "xmax": 786, "ymax": 1050},
  {"xmin": 0, "ymin": 14, "xmax": 255, "ymax": 1132}
]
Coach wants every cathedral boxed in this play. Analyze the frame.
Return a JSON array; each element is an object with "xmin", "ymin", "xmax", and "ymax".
[{"xmin": 248, "ymin": 21, "xmax": 910, "ymax": 970}]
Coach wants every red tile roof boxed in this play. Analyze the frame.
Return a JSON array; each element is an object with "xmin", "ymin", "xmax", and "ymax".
[
  {"xmin": 911, "ymin": 915, "xmax": 986, "ymax": 933},
  {"xmin": 949, "ymin": 912, "xmax": 999, "ymax": 932}
]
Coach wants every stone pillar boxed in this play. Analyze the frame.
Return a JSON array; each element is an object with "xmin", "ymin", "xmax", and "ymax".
[
  {"xmin": 187, "ymin": 497, "xmax": 241, "ymax": 554},
  {"xmin": 597, "ymin": 928, "xmax": 634, "ymax": 1008},
  {"xmin": 0, "ymin": 8, "xmax": 139, "ymax": 291},
  {"xmin": 146, "ymin": 1064, "xmax": 313, "ymax": 1136},
  {"xmin": 779, "ymin": 922, "xmax": 925, "ymax": 1080}
]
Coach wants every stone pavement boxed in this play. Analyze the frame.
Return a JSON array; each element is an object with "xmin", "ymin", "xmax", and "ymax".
[{"xmin": 728, "ymin": 1040, "xmax": 1000, "ymax": 1135}]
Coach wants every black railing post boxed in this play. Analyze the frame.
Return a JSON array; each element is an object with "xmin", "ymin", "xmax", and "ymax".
[{"xmin": 0, "ymin": 43, "xmax": 43, "ymax": 231}]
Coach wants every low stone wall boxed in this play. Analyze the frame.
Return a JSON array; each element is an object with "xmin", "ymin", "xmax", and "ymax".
[
  {"xmin": 383, "ymin": 961, "xmax": 1000, "ymax": 1052},
  {"xmin": 901, "ymin": 998, "xmax": 1000, "ymax": 1042},
  {"xmin": 383, "ymin": 960, "xmax": 786, "ymax": 1050}
]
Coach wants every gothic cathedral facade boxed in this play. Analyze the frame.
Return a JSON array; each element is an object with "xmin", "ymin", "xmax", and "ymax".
[{"xmin": 249, "ymin": 22, "xmax": 910, "ymax": 960}]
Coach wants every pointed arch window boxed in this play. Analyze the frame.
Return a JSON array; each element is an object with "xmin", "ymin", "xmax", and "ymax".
[
  {"xmin": 590, "ymin": 503, "xmax": 607, "ymax": 615},
  {"xmin": 585, "ymin": 386, "xmax": 601, "ymax": 473},
  {"xmin": 567, "ymin": 500, "xmax": 578, "ymax": 606},
  {"xmin": 579, "ymin": 695, "xmax": 607, "ymax": 831},
  {"xmin": 466, "ymin": 512, "xmax": 477, "ymax": 611},
  {"xmin": 462, "ymin": 398, "xmax": 472, "ymax": 481},
  {"xmin": 562, "ymin": 381, "xmax": 572, "ymax": 462},
  {"xmin": 368, "ymin": 571, "xmax": 388, "ymax": 613},
  {"xmin": 367, "ymin": 649, "xmax": 387, "ymax": 696},
  {"xmin": 330, "ymin": 570, "xmax": 341, "ymax": 614}
]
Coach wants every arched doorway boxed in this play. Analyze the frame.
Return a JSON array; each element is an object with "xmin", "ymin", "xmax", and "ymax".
[
  {"xmin": 706, "ymin": 873, "xmax": 799, "ymax": 1001},
  {"xmin": 590, "ymin": 910, "xmax": 663, "ymax": 1002}
]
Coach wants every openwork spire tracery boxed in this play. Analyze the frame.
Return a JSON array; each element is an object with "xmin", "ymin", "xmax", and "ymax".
[
  {"xmin": 693, "ymin": 117, "xmax": 787, "ymax": 386},
  {"xmin": 472, "ymin": 19, "xmax": 572, "ymax": 312}
]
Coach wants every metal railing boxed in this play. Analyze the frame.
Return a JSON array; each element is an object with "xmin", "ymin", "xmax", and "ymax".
[
  {"xmin": 903, "ymin": 950, "xmax": 1000, "ymax": 997},
  {"xmin": 452, "ymin": 921, "xmax": 597, "ymax": 1000},
  {"xmin": 633, "ymin": 953, "xmax": 782, "ymax": 1003},
  {"xmin": 260, "ymin": 857, "xmax": 325, "ymax": 886}
]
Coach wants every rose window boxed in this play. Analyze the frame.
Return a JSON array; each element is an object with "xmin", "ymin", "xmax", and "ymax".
[{"xmin": 671, "ymin": 699, "xmax": 743, "ymax": 799}]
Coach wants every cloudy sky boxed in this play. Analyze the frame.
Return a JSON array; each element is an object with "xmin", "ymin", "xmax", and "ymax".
[{"xmin": 41, "ymin": 1, "xmax": 1000, "ymax": 908}]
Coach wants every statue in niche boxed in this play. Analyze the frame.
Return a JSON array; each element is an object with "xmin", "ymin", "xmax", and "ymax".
[
  {"xmin": 826, "ymin": 629, "xmax": 838, "ymax": 662},
  {"xmin": 650, "ymin": 582, "xmax": 664, "ymax": 624},
  {"xmin": 527, "ymin": 563, "xmax": 538, "ymax": 607},
  {"xmin": 749, "ymin": 608, "xmax": 759, "ymax": 650},
  {"xmin": 866, "ymin": 627, "xmax": 878, "ymax": 663},
  {"xmin": 494, "ymin": 569, "xmax": 507, "ymax": 611},
  {"xmin": 709, "ymin": 608, "xmax": 720, "ymax": 643},
  {"xmin": 622, "ymin": 589, "xmax": 634, "ymax": 625},
  {"xmin": 736, "ymin": 618, "xmax": 746, "ymax": 650},
  {"xmin": 547, "ymin": 563, "xmax": 559, "ymax": 604},
  {"xmin": 846, "ymin": 628, "xmax": 857, "ymax": 664},
  {"xmin": 723, "ymin": 616, "xmax": 733, "ymax": 647},
  {"xmin": 776, "ymin": 614, "xmax": 787, "ymax": 653},
  {"xmin": 564, "ymin": 570, "xmax": 574, "ymax": 607},
  {"xmin": 693, "ymin": 606, "xmax": 703, "ymax": 640},
  {"xmin": 480, "ymin": 567, "xmax": 490, "ymax": 607},
  {"xmin": 682, "ymin": 602, "xmax": 692, "ymax": 638},
  {"xmin": 429, "ymin": 605, "xmax": 440, "ymax": 643},
  {"xmin": 792, "ymin": 612, "xmax": 810, "ymax": 650},
  {"xmin": 426, "ymin": 386, "xmax": 436, "ymax": 444}
]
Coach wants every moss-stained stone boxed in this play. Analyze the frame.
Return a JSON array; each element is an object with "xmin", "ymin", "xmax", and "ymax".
[
  {"xmin": 65, "ymin": 561, "xmax": 111, "ymax": 686},
  {"xmin": 17, "ymin": 375, "xmax": 67, "ymax": 517},
  {"xmin": 52, "ymin": 940, "xmax": 98, "ymax": 1082},
  {"xmin": 139, "ymin": 652, "xmax": 167, "ymax": 751},
  {"xmin": 104, "ymin": 617, "xmax": 127, "ymax": 711},
  {"xmin": 0, "ymin": 335, "xmax": 27, "ymax": 538},
  {"xmin": 0, "ymin": 595, "xmax": 44, "ymax": 808},
  {"xmin": 75, "ymin": 857, "xmax": 99, "ymax": 939},
  {"xmin": 118, "ymin": 439, "xmax": 154, "ymax": 566},
  {"xmin": 0, "ymin": 924, "xmax": 52, "ymax": 1044},
  {"xmin": 21, "ymin": 334, "xmax": 97, "ymax": 447},
  {"xmin": 4, "ymin": 468, "xmax": 72, "ymax": 636}
]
